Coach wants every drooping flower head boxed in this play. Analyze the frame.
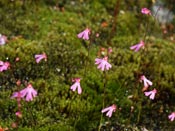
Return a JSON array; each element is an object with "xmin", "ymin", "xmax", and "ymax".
[
  {"xmin": 77, "ymin": 28, "xmax": 90, "ymax": 40},
  {"xmin": 140, "ymin": 75, "xmax": 153, "ymax": 91},
  {"xmin": 70, "ymin": 78, "xmax": 82, "ymax": 94},
  {"xmin": 130, "ymin": 40, "xmax": 145, "ymax": 52},
  {"xmin": 95, "ymin": 56, "xmax": 112, "ymax": 71},
  {"xmin": 101, "ymin": 104, "xmax": 116, "ymax": 118},
  {"xmin": 168, "ymin": 112, "xmax": 175, "ymax": 121},
  {"xmin": 0, "ymin": 34, "xmax": 7, "ymax": 45},
  {"xmin": 19, "ymin": 84, "xmax": 37, "ymax": 101},
  {"xmin": 35, "ymin": 53, "xmax": 47, "ymax": 63},
  {"xmin": 0, "ymin": 61, "xmax": 10, "ymax": 72},
  {"xmin": 141, "ymin": 8, "xmax": 151, "ymax": 15},
  {"xmin": 144, "ymin": 88, "xmax": 157, "ymax": 100}
]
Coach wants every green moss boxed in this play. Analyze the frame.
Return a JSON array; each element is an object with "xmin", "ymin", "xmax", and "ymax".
[{"xmin": 0, "ymin": 0, "xmax": 174, "ymax": 130}]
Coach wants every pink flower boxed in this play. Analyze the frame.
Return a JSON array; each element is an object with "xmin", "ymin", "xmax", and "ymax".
[
  {"xmin": 168, "ymin": 112, "xmax": 175, "ymax": 121},
  {"xmin": 11, "ymin": 92, "xmax": 22, "ymax": 99},
  {"xmin": 0, "ymin": 61, "xmax": 10, "ymax": 72},
  {"xmin": 77, "ymin": 28, "xmax": 90, "ymax": 40},
  {"xmin": 0, "ymin": 34, "xmax": 7, "ymax": 45},
  {"xmin": 95, "ymin": 56, "xmax": 112, "ymax": 71},
  {"xmin": 144, "ymin": 88, "xmax": 157, "ymax": 100},
  {"xmin": 19, "ymin": 84, "xmax": 37, "ymax": 101},
  {"xmin": 70, "ymin": 78, "xmax": 82, "ymax": 94},
  {"xmin": 140, "ymin": 75, "xmax": 153, "ymax": 88},
  {"xmin": 15, "ymin": 111, "xmax": 22, "ymax": 118},
  {"xmin": 130, "ymin": 40, "xmax": 145, "ymax": 52},
  {"xmin": 141, "ymin": 8, "xmax": 151, "ymax": 15},
  {"xmin": 101, "ymin": 104, "xmax": 116, "ymax": 117},
  {"xmin": 35, "ymin": 53, "xmax": 47, "ymax": 63}
]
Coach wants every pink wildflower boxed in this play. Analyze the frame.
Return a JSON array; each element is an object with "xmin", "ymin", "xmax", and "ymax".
[
  {"xmin": 140, "ymin": 75, "xmax": 153, "ymax": 89},
  {"xmin": 101, "ymin": 104, "xmax": 116, "ymax": 118},
  {"xmin": 0, "ymin": 61, "xmax": 10, "ymax": 72},
  {"xmin": 141, "ymin": 8, "xmax": 151, "ymax": 15},
  {"xmin": 70, "ymin": 78, "xmax": 82, "ymax": 94},
  {"xmin": 35, "ymin": 53, "xmax": 47, "ymax": 63},
  {"xmin": 11, "ymin": 92, "xmax": 22, "ymax": 99},
  {"xmin": 130, "ymin": 40, "xmax": 145, "ymax": 52},
  {"xmin": 19, "ymin": 84, "xmax": 37, "ymax": 101},
  {"xmin": 0, "ymin": 34, "xmax": 7, "ymax": 45},
  {"xmin": 168, "ymin": 112, "xmax": 175, "ymax": 121},
  {"xmin": 77, "ymin": 28, "xmax": 90, "ymax": 40},
  {"xmin": 15, "ymin": 111, "xmax": 22, "ymax": 118},
  {"xmin": 95, "ymin": 56, "xmax": 112, "ymax": 71},
  {"xmin": 144, "ymin": 88, "xmax": 157, "ymax": 100}
]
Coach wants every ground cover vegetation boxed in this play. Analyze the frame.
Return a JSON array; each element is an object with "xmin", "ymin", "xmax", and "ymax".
[{"xmin": 0, "ymin": 0, "xmax": 175, "ymax": 130}]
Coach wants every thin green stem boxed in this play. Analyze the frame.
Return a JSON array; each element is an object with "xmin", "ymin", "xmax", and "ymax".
[
  {"xmin": 83, "ymin": 41, "xmax": 91, "ymax": 77},
  {"xmin": 98, "ymin": 71, "xmax": 107, "ymax": 131},
  {"xmin": 137, "ymin": 101, "xmax": 142, "ymax": 123},
  {"xmin": 143, "ymin": 6, "xmax": 161, "ymax": 43}
]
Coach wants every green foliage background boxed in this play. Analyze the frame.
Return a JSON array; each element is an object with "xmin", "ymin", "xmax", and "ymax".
[{"xmin": 0, "ymin": 0, "xmax": 174, "ymax": 130}]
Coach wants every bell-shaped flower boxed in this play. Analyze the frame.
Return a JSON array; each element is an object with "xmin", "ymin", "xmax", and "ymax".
[
  {"xmin": 101, "ymin": 104, "xmax": 116, "ymax": 118},
  {"xmin": 35, "ymin": 53, "xmax": 47, "ymax": 63},
  {"xmin": 0, "ymin": 61, "xmax": 10, "ymax": 72},
  {"xmin": 77, "ymin": 28, "xmax": 90, "ymax": 40},
  {"xmin": 70, "ymin": 78, "xmax": 82, "ymax": 94},
  {"xmin": 141, "ymin": 8, "xmax": 151, "ymax": 15},
  {"xmin": 0, "ymin": 34, "xmax": 7, "ymax": 45},
  {"xmin": 95, "ymin": 56, "xmax": 112, "ymax": 71},
  {"xmin": 168, "ymin": 112, "xmax": 175, "ymax": 121},
  {"xmin": 19, "ymin": 84, "xmax": 37, "ymax": 101},
  {"xmin": 130, "ymin": 40, "xmax": 144, "ymax": 52},
  {"xmin": 144, "ymin": 88, "xmax": 157, "ymax": 100},
  {"xmin": 140, "ymin": 75, "xmax": 153, "ymax": 91}
]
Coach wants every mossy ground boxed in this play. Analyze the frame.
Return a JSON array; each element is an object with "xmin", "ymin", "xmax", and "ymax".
[{"xmin": 0, "ymin": 0, "xmax": 175, "ymax": 130}]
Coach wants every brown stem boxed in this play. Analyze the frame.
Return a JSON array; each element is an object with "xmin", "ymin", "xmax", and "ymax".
[{"xmin": 107, "ymin": 0, "xmax": 121, "ymax": 45}]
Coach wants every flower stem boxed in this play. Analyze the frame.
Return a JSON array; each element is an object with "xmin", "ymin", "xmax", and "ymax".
[
  {"xmin": 143, "ymin": 6, "xmax": 161, "ymax": 43},
  {"xmin": 98, "ymin": 71, "xmax": 107, "ymax": 131},
  {"xmin": 83, "ymin": 40, "xmax": 91, "ymax": 77},
  {"xmin": 107, "ymin": 0, "xmax": 121, "ymax": 45}
]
